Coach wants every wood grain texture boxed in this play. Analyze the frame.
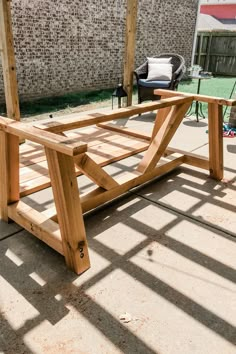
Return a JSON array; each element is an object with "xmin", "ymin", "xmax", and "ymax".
[
  {"xmin": 0, "ymin": 120, "xmax": 88, "ymax": 156},
  {"xmin": 0, "ymin": 0, "xmax": 20, "ymax": 121},
  {"xmin": 151, "ymin": 97, "xmax": 172, "ymax": 141},
  {"xmin": 208, "ymin": 103, "xmax": 223, "ymax": 180},
  {"xmin": 123, "ymin": 0, "xmax": 138, "ymax": 106},
  {"xmin": 81, "ymin": 154, "xmax": 184, "ymax": 213},
  {"xmin": 75, "ymin": 154, "xmax": 118, "ymax": 190},
  {"xmin": 8, "ymin": 201, "xmax": 63, "ymax": 254},
  {"xmin": 137, "ymin": 101, "xmax": 192, "ymax": 173},
  {"xmin": 97, "ymin": 123, "xmax": 151, "ymax": 141},
  {"xmin": 155, "ymin": 89, "xmax": 236, "ymax": 106},
  {"xmin": 33, "ymin": 96, "xmax": 195, "ymax": 133},
  {"xmin": 45, "ymin": 148, "xmax": 90, "ymax": 274},
  {"xmin": 0, "ymin": 131, "xmax": 19, "ymax": 221}
]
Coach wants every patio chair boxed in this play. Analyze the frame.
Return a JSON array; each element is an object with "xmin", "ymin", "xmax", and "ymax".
[{"xmin": 134, "ymin": 53, "xmax": 186, "ymax": 104}]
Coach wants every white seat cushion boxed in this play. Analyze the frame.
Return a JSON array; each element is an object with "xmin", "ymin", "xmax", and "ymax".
[{"xmin": 147, "ymin": 63, "xmax": 173, "ymax": 81}]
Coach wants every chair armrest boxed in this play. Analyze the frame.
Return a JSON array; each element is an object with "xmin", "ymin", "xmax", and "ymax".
[{"xmin": 134, "ymin": 61, "xmax": 148, "ymax": 80}]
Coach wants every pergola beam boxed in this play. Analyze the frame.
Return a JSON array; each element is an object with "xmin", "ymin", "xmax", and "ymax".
[
  {"xmin": 123, "ymin": 0, "xmax": 138, "ymax": 106},
  {"xmin": 0, "ymin": 0, "xmax": 20, "ymax": 121}
]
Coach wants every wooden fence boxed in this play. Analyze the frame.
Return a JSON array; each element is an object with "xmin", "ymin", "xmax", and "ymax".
[{"xmin": 194, "ymin": 31, "xmax": 236, "ymax": 76}]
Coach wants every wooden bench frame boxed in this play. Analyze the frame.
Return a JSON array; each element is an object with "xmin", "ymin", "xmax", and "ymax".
[{"xmin": 0, "ymin": 91, "xmax": 235, "ymax": 274}]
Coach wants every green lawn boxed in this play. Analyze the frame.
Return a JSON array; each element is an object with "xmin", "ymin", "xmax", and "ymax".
[{"xmin": 0, "ymin": 77, "xmax": 235, "ymax": 119}]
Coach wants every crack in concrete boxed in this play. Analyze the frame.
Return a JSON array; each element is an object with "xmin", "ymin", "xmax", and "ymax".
[{"xmin": 131, "ymin": 191, "xmax": 236, "ymax": 240}]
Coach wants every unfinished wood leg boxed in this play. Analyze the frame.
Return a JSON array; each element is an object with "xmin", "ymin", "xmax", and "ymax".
[
  {"xmin": 45, "ymin": 148, "xmax": 90, "ymax": 274},
  {"xmin": 208, "ymin": 103, "xmax": 223, "ymax": 180},
  {"xmin": 0, "ymin": 131, "xmax": 19, "ymax": 221},
  {"xmin": 137, "ymin": 99, "xmax": 192, "ymax": 173},
  {"xmin": 151, "ymin": 97, "xmax": 172, "ymax": 141}
]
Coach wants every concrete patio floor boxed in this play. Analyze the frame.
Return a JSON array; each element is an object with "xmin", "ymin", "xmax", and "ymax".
[{"xmin": 0, "ymin": 109, "xmax": 235, "ymax": 354}]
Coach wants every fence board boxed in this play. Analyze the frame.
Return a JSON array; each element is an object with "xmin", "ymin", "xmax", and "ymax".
[{"xmin": 194, "ymin": 31, "xmax": 236, "ymax": 76}]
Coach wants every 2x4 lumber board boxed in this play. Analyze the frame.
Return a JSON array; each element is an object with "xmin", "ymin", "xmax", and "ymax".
[
  {"xmin": 137, "ymin": 101, "xmax": 192, "ymax": 174},
  {"xmin": 123, "ymin": 0, "xmax": 138, "ymax": 106},
  {"xmin": 208, "ymin": 103, "xmax": 223, "ymax": 180},
  {"xmin": 0, "ymin": 0, "xmax": 20, "ymax": 121},
  {"xmin": 45, "ymin": 148, "xmax": 90, "ymax": 275},
  {"xmin": 81, "ymin": 154, "xmax": 185, "ymax": 213},
  {"xmin": 75, "ymin": 154, "xmax": 119, "ymax": 190},
  {"xmin": 8, "ymin": 201, "xmax": 63, "ymax": 255},
  {"xmin": 0, "ymin": 131, "xmax": 19, "ymax": 221},
  {"xmin": 151, "ymin": 99, "xmax": 172, "ymax": 141},
  {"xmin": 33, "ymin": 96, "xmax": 195, "ymax": 133},
  {"xmin": 155, "ymin": 89, "xmax": 236, "ymax": 107},
  {"xmin": 97, "ymin": 123, "xmax": 151, "ymax": 141},
  {"xmin": 0, "ymin": 120, "xmax": 88, "ymax": 156},
  {"xmin": 166, "ymin": 147, "xmax": 209, "ymax": 170}
]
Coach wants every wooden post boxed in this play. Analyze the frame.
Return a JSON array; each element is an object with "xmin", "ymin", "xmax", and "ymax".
[
  {"xmin": 0, "ymin": 0, "xmax": 20, "ymax": 121},
  {"xmin": 45, "ymin": 148, "xmax": 90, "ymax": 274},
  {"xmin": 0, "ymin": 131, "xmax": 19, "ymax": 220},
  {"xmin": 123, "ymin": 0, "xmax": 138, "ymax": 106},
  {"xmin": 208, "ymin": 103, "xmax": 223, "ymax": 180}
]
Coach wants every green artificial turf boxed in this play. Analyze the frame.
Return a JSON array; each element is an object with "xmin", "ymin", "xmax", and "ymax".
[{"xmin": 178, "ymin": 77, "xmax": 236, "ymax": 120}]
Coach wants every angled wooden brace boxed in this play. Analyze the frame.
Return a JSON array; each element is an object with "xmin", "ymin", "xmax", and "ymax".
[
  {"xmin": 74, "ymin": 154, "xmax": 119, "ymax": 190},
  {"xmin": 151, "ymin": 95, "xmax": 173, "ymax": 141},
  {"xmin": 55, "ymin": 132, "xmax": 118, "ymax": 190},
  {"xmin": 137, "ymin": 97, "xmax": 193, "ymax": 174}
]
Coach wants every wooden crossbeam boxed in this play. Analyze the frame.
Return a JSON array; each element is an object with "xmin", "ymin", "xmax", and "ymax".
[
  {"xmin": 155, "ymin": 89, "xmax": 236, "ymax": 106},
  {"xmin": 75, "ymin": 154, "xmax": 119, "ymax": 190},
  {"xmin": 45, "ymin": 148, "xmax": 90, "ymax": 274},
  {"xmin": 33, "ymin": 96, "xmax": 195, "ymax": 133},
  {"xmin": 97, "ymin": 123, "xmax": 151, "ymax": 141},
  {"xmin": 137, "ymin": 99, "xmax": 193, "ymax": 173},
  {"xmin": 8, "ymin": 201, "xmax": 63, "ymax": 255},
  {"xmin": 166, "ymin": 147, "xmax": 209, "ymax": 170},
  {"xmin": 0, "ymin": 118, "xmax": 87, "ymax": 156}
]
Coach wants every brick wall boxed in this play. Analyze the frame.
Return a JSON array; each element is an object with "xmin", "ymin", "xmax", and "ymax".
[{"xmin": 0, "ymin": 0, "xmax": 198, "ymax": 101}]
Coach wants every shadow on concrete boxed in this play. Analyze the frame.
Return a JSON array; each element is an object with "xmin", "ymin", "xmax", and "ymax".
[
  {"xmin": 0, "ymin": 167, "xmax": 235, "ymax": 352},
  {"xmin": 183, "ymin": 120, "xmax": 208, "ymax": 128}
]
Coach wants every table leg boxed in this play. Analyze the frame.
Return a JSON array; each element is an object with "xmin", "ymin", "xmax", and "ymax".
[
  {"xmin": 195, "ymin": 101, "xmax": 199, "ymax": 122},
  {"xmin": 195, "ymin": 79, "xmax": 201, "ymax": 122},
  {"xmin": 199, "ymin": 102, "xmax": 205, "ymax": 118}
]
